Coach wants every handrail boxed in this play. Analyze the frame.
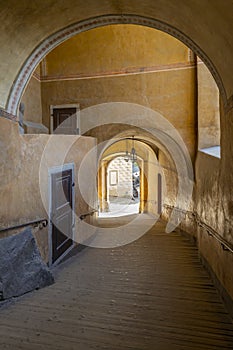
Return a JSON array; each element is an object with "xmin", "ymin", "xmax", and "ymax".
[
  {"xmin": 194, "ymin": 213, "xmax": 233, "ymax": 253},
  {"xmin": 163, "ymin": 204, "xmax": 233, "ymax": 254},
  {"xmin": 0, "ymin": 218, "xmax": 48, "ymax": 233},
  {"xmin": 80, "ymin": 210, "xmax": 97, "ymax": 220}
]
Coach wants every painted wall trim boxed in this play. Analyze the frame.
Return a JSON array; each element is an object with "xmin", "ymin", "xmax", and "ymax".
[
  {"xmin": 33, "ymin": 62, "xmax": 195, "ymax": 83},
  {"xmin": 32, "ymin": 72, "xmax": 41, "ymax": 82},
  {"xmin": 0, "ymin": 108, "xmax": 17, "ymax": 122},
  {"xmin": 6, "ymin": 14, "xmax": 228, "ymax": 117}
]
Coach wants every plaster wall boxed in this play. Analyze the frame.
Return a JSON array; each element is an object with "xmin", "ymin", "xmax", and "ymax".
[
  {"xmin": 158, "ymin": 149, "xmax": 196, "ymax": 239},
  {"xmin": 39, "ymin": 24, "xmax": 196, "ymax": 163},
  {"xmin": 0, "ymin": 1, "xmax": 233, "ymax": 110},
  {"xmin": 41, "ymin": 69, "xmax": 196, "ymax": 160},
  {"xmin": 158, "ymin": 150, "xmax": 178, "ymax": 207},
  {"xmin": 44, "ymin": 25, "xmax": 188, "ymax": 77},
  {"xmin": 196, "ymin": 153, "xmax": 221, "ymax": 236},
  {"xmin": 0, "ymin": 117, "xmax": 96, "ymax": 263},
  {"xmin": 145, "ymin": 149, "xmax": 161, "ymax": 215},
  {"xmin": 198, "ymin": 61, "xmax": 220, "ymax": 149},
  {"xmin": 21, "ymin": 76, "xmax": 42, "ymax": 124},
  {"xmin": 195, "ymin": 150, "xmax": 233, "ymax": 302}
]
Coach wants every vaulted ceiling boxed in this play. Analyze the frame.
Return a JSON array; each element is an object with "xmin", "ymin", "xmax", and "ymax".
[{"xmin": 0, "ymin": 0, "xmax": 232, "ymax": 112}]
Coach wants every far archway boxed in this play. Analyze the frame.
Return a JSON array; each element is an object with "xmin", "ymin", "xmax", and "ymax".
[
  {"xmin": 97, "ymin": 138, "xmax": 162, "ymax": 219},
  {"xmin": 104, "ymin": 155, "xmax": 140, "ymax": 218}
]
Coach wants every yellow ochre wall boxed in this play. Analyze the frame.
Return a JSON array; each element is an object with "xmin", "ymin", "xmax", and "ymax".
[
  {"xmin": 38, "ymin": 25, "xmax": 196, "ymax": 161},
  {"xmin": 0, "ymin": 117, "xmax": 96, "ymax": 263},
  {"xmin": 21, "ymin": 67, "xmax": 42, "ymax": 125},
  {"xmin": 197, "ymin": 60, "xmax": 220, "ymax": 149},
  {"xmin": 0, "ymin": 0, "xmax": 233, "ymax": 110},
  {"xmin": 44, "ymin": 25, "xmax": 188, "ymax": 77}
]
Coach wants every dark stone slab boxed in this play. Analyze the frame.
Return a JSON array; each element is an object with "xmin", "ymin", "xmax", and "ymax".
[{"xmin": 0, "ymin": 228, "xmax": 54, "ymax": 300}]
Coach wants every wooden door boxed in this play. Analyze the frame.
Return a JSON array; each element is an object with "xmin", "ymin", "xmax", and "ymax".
[
  {"xmin": 53, "ymin": 108, "xmax": 77, "ymax": 134},
  {"xmin": 51, "ymin": 168, "xmax": 74, "ymax": 264},
  {"xmin": 157, "ymin": 173, "xmax": 162, "ymax": 214}
]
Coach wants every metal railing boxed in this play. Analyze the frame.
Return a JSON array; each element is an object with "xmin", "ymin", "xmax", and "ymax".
[
  {"xmin": 79, "ymin": 210, "xmax": 97, "ymax": 221},
  {"xmin": 0, "ymin": 218, "xmax": 48, "ymax": 233},
  {"xmin": 163, "ymin": 204, "xmax": 233, "ymax": 254}
]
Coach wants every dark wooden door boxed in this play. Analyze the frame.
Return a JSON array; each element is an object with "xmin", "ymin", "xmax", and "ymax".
[
  {"xmin": 51, "ymin": 169, "xmax": 74, "ymax": 263},
  {"xmin": 157, "ymin": 173, "xmax": 162, "ymax": 214},
  {"xmin": 53, "ymin": 108, "xmax": 77, "ymax": 134}
]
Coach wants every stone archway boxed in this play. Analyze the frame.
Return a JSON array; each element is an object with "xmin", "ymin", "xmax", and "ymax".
[{"xmin": 6, "ymin": 14, "xmax": 227, "ymax": 117}]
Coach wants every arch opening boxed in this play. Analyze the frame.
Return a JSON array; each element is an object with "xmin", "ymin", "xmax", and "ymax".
[
  {"xmin": 7, "ymin": 14, "xmax": 226, "ymax": 117},
  {"xmin": 14, "ymin": 20, "xmax": 221, "ymax": 161},
  {"xmin": 97, "ymin": 136, "xmax": 166, "ymax": 220}
]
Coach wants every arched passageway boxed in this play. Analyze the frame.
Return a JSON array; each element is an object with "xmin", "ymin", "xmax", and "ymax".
[
  {"xmin": 97, "ymin": 136, "xmax": 165, "ymax": 219},
  {"xmin": 0, "ymin": 3, "xmax": 233, "ymax": 347},
  {"xmin": 1, "ymin": 17, "xmax": 232, "ymax": 305},
  {"xmin": 100, "ymin": 155, "xmax": 141, "ymax": 218},
  {"xmin": 4, "ymin": 13, "xmax": 231, "ymax": 117}
]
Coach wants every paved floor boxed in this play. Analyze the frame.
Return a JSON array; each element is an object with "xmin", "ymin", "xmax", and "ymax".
[
  {"xmin": 0, "ymin": 218, "xmax": 233, "ymax": 349},
  {"xmin": 98, "ymin": 198, "xmax": 140, "ymax": 218}
]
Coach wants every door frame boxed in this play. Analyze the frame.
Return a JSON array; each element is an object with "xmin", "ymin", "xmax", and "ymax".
[
  {"xmin": 48, "ymin": 162, "xmax": 75, "ymax": 266},
  {"xmin": 50, "ymin": 104, "xmax": 80, "ymax": 134}
]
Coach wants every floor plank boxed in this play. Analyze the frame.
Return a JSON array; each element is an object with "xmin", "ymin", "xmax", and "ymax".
[{"xmin": 0, "ymin": 218, "xmax": 233, "ymax": 349}]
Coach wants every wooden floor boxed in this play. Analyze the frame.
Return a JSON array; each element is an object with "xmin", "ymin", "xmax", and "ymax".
[{"xmin": 0, "ymin": 218, "xmax": 233, "ymax": 349}]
